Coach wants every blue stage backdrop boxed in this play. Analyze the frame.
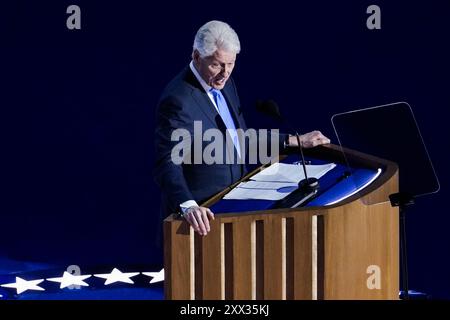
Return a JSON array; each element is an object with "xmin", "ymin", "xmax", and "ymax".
[{"xmin": 1, "ymin": 0, "xmax": 449, "ymax": 298}]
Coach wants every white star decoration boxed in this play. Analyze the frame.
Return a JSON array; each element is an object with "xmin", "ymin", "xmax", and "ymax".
[
  {"xmin": 1, "ymin": 277, "xmax": 45, "ymax": 294},
  {"xmin": 0, "ymin": 267, "xmax": 165, "ymax": 295},
  {"xmin": 94, "ymin": 268, "xmax": 139, "ymax": 285},
  {"xmin": 47, "ymin": 271, "xmax": 92, "ymax": 289},
  {"xmin": 142, "ymin": 268, "xmax": 164, "ymax": 283}
]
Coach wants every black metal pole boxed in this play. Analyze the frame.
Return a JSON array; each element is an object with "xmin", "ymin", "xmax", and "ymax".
[{"xmin": 389, "ymin": 192, "xmax": 414, "ymax": 300}]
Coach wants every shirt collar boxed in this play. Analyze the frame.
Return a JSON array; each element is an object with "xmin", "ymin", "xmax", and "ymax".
[{"xmin": 189, "ymin": 60, "xmax": 213, "ymax": 93}]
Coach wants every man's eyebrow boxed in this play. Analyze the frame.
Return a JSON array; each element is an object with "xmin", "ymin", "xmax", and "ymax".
[
  {"xmin": 210, "ymin": 57, "xmax": 235, "ymax": 65},
  {"xmin": 216, "ymin": 60, "xmax": 235, "ymax": 64}
]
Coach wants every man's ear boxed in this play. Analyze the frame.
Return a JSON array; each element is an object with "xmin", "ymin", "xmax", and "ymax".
[{"xmin": 192, "ymin": 50, "xmax": 200, "ymax": 63}]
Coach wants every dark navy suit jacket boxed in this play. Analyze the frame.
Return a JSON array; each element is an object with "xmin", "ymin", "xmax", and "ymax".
[{"xmin": 153, "ymin": 66, "xmax": 287, "ymax": 221}]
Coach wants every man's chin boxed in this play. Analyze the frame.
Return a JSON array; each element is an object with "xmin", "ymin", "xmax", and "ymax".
[
  {"xmin": 210, "ymin": 78, "xmax": 227, "ymax": 90},
  {"xmin": 211, "ymin": 83, "xmax": 226, "ymax": 90}
]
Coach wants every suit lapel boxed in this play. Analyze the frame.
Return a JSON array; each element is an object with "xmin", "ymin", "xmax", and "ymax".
[
  {"xmin": 184, "ymin": 67, "xmax": 219, "ymax": 127},
  {"xmin": 184, "ymin": 66, "xmax": 244, "ymax": 129},
  {"xmin": 191, "ymin": 90, "xmax": 220, "ymax": 127}
]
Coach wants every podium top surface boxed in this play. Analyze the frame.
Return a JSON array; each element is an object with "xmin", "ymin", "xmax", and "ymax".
[
  {"xmin": 203, "ymin": 144, "xmax": 398, "ymax": 215},
  {"xmin": 209, "ymin": 155, "xmax": 380, "ymax": 214}
]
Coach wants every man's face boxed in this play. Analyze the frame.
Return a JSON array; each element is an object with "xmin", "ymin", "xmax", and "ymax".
[{"xmin": 193, "ymin": 49, "xmax": 236, "ymax": 90}]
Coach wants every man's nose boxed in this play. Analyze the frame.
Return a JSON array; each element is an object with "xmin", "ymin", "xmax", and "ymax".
[{"xmin": 222, "ymin": 65, "xmax": 232, "ymax": 76}]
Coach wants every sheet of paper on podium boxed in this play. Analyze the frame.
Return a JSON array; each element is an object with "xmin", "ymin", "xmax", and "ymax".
[
  {"xmin": 251, "ymin": 162, "xmax": 336, "ymax": 183},
  {"xmin": 223, "ymin": 180, "xmax": 298, "ymax": 200},
  {"xmin": 223, "ymin": 162, "xmax": 336, "ymax": 200}
]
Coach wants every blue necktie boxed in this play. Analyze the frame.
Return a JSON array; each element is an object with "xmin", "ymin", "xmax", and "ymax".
[{"xmin": 210, "ymin": 88, "xmax": 241, "ymax": 158}]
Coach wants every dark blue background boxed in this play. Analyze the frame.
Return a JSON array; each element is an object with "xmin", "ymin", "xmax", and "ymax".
[{"xmin": 1, "ymin": 1, "xmax": 449, "ymax": 298}]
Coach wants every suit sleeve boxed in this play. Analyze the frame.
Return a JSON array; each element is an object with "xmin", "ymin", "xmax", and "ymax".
[{"xmin": 153, "ymin": 95, "xmax": 195, "ymax": 214}]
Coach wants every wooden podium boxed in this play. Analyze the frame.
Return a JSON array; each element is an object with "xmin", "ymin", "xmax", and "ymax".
[{"xmin": 164, "ymin": 144, "xmax": 399, "ymax": 300}]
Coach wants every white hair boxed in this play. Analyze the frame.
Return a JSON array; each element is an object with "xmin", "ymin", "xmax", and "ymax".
[{"xmin": 193, "ymin": 20, "xmax": 241, "ymax": 58}]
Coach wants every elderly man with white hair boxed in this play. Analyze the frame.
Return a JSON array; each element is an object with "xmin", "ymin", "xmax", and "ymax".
[{"xmin": 153, "ymin": 20, "xmax": 329, "ymax": 238}]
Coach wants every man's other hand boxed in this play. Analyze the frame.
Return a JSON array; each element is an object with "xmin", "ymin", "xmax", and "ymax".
[
  {"xmin": 183, "ymin": 206, "xmax": 215, "ymax": 236},
  {"xmin": 289, "ymin": 131, "xmax": 331, "ymax": 148}
]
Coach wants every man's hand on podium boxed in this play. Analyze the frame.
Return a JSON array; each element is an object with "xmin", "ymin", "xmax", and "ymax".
[
  {"xmin": 288, "ymin": 130, "xmax": 331, "ymax": 148},
  {"xmin": 182, "ymin": 206, "xmax": 215, "ymax": 236}
]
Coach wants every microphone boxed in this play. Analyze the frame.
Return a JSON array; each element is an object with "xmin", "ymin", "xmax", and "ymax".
[{"xmin": 255, "ymin": 100, "xmax": 319, "ymax": 193}]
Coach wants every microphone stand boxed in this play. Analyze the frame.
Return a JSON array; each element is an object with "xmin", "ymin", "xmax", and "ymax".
[
  {"xmin": 255, "ymin": 99, "xmax": 320, "ymax": 207},
  {"xmin": 294, "ymin": 131, "xmax": 319, "ymax": 192},
  {"xmin": 273, "ymin": 130, "xmax": 320, "ymax": 209}
]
